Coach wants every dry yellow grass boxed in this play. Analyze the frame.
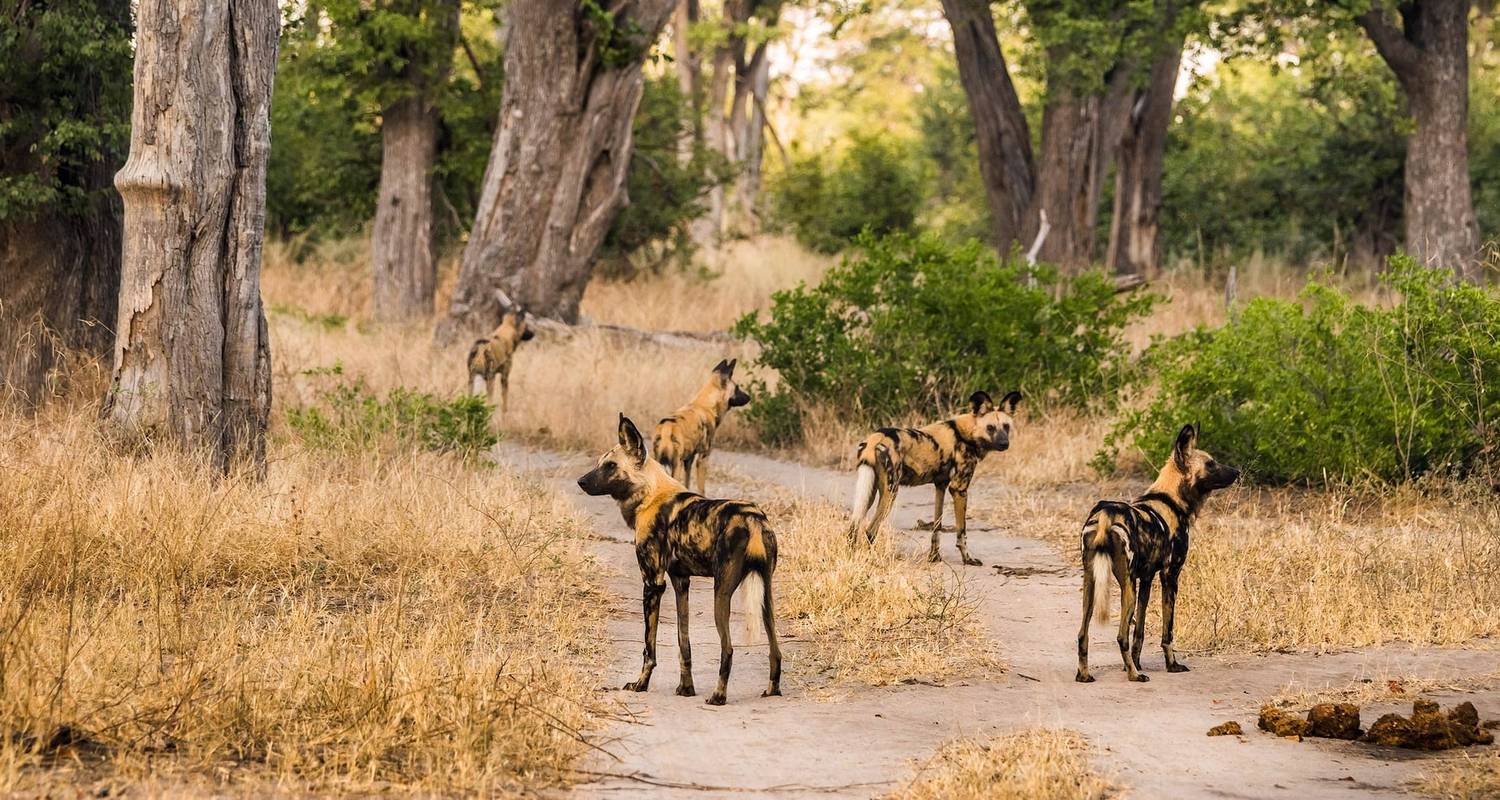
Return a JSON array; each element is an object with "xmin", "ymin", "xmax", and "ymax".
[
  {"xmin": 0, "ymin": 402, "xmax": 610, "ymax": 794},
  {"xmin": 890, "ymin": 729, "xmax": 1119, "ymax": 800},
  {"xmin": 1268, "ymin": 671, "xmax": 1500, "ymax": 710},
  {"xmin": 763, "ymin": 495, "xmax": 1001, "ymax": 692},
  {"xmin": 1413, "ymin": 752, "xmax": 1500, "ymax": 800}
]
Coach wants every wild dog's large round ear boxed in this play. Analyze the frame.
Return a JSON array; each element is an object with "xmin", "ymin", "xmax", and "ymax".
[
  {"xmin": 969, "ymin": 391, "xmax": 996, "ymax": 415},
  {"xmin": 618, "ymin": 413, "xmax": 647, "ymax": 462},
  {"xmin": 999, "ymin": 390, "xmax": 1023, "ymax": 414},
  {"xmin": 1172, "ymin": 423, "xmax": 1198, "ymax": 469}
]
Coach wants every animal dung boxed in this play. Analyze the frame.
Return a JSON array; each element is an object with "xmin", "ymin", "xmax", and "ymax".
[
  {"xmin": 1206, "ymin": 721, "xmax": 1243, "ymax": 736},
  {"xmin": 1258, "ymin": 699, "xmax": 1496, "ymax": 751}
]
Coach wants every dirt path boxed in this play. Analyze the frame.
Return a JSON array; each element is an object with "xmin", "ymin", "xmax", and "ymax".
[{"xmin": 494, "ymin": 443, "xmax": 1498, "ymax": 799}]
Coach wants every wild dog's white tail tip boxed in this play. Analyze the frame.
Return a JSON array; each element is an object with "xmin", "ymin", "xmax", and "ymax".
[
  {"xmin": 738, "ymin": 572, "xmax": 766, "ymax": 643},
  {"xmin": 850, "ymin": 464, "xmax": 876, "ymax": 519},
  {"xmin": 470, "ymin": 374, "xmax": 486, "ymax": 397},
  {"xmin": 1091, "ymin": 552, "xmax": 1112, "ymax": 623}
]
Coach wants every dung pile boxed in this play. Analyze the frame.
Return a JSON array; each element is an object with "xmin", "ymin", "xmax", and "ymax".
[{"xmin": 1256, "ymin": 699, "xmax": 1495, "ymax": 750}]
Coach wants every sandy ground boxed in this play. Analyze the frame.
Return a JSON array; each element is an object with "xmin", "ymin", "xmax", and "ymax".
[{"xmin": 494, "ymin": 443, "xmax": 1499, "ymax": 799}]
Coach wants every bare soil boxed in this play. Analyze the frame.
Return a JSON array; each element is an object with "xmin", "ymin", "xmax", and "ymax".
[{"xmin": 494, "ymin": 443, "xmax": 1499, "ymax": 799}]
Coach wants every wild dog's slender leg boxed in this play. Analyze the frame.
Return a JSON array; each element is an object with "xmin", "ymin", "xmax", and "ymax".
[
  {"xmin": 866, "ymin": 478, "xmax": 898, "ymax": 546},
  {"xmin": 707, "ymin": 573, "xmax": 738, "ymax": 705},
  {"xmin": 951, "ymin": 489, "xmax": 981, "ymax": 566},
  {"xmin": 625, "ymin": 579, "xmax": 666, "ymax": 691},
  {"xmin": 1076, "ymin": 548, "xmax": 1096, "ymax": 683},
  {"xmin": 1130, "ymin": 574, "xmax": 1153, "ymax": 680},
  {"xmin": 760, "ymin": 567, "xmax": 782, "ymax": 697},
  {"xmin": 695, "ymin": 453, "xmax": 708, "ymax": 495},
  {"xmin": 680, "ymin": 455, "xmax": 694, "ymax": 491},
  {"xmin": 671, "ymin": 574, "xmax": 695, "ymax": 696},
  {"xmin": 1114, "ymin": 557, "xmax": 1143, "ymax": 682},
  {"xmin": 499, "ymin": 369, "xmax": 511, "ymax": 415},
  {"xmin": 485, "ymin": 374, "xmax": 497, "ymax": 405},
  {"xmin": 1161, "ymin": 568, "xmax": 1188, "ymax": 673},
  {"xmin": 920, "ymin": 483, "xmax": 946, "ymax": 532}
]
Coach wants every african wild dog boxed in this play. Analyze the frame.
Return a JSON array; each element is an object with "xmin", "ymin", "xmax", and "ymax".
[
  {"xmin": 652, "ymin": 359, "xmax": 751, "ymax": 495},
  {"xmin": 578, "ymin": 414, "xmax": 781, "ymax": 705},
  {"xmin": 1075, "ymin": 424, "xmax": 1239, "ymax": 683},
  {"xmin": 466, "ymin": 310, "xmax": 534, "ymax": 412},
  {"xmin": 848, "ymin": 390, "xmax": 1022, "ymax": 566}
]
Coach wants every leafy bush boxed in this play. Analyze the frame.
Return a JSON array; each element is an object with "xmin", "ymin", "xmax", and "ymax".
[
  {"xmin": 767, "ymin": 134, "xmax": 924, "ymax": 254},
  {"xmin": 1100, "ymin": 256, "xmax": 1500, "ymax": 484},
  {"xmin": 733, "ymin": 233, "xmax": 1159, "ymax": 444},
  {"xmin": 288, "ymin": 373, "xmax": 496, "ymax": 456}
]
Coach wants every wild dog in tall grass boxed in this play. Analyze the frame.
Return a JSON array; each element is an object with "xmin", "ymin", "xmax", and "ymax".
[
  {"xmin": 652, "ymin": 359, "xmax": 751, "ymax": 495},
  {"xmin": 466, "ymin": 310, "xmax": 534, "ymax": 412},
  {"xmin": 578, "ymin": 414, "xmax": 781, "ymax": 705},
  {"xmin": 848, "ymin": 390, "xmax": 1022, "ymax": 566},
  {"xmin": 1075, "ymin": 424, "xmax": 1239, "ymax": 683}
]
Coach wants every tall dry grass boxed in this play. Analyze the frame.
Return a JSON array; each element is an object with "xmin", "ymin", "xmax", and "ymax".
[
  {"xmin": 1413, "ymin": 752, "xmax": 1500, "ymax": 800},
  {"xmin": 890, "ymin": 729, "xmax": 1119, "ymax": 800},
  {"xmin": 0, "ymin": 402, "xmax": 610, "ymax": 794}
]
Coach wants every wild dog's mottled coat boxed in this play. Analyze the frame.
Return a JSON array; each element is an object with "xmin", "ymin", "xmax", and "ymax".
[
  {"xmin": 848, "ymin": 390, "xmax": 1022, "ymax": 565},
  {"xmin": 1075, "ymin": 424, "xmax": 1240, "ymax": 683},
  {"xmin": 652, "ymin": 359, "xmax": 750, "ymax": 495},
  {"xmin": 466, "ymin": 311, "xmax": 534, "ymax": 412},
  {"xmin": 578, "ymin": 414, "xmax": 781, "ymax": 705}
]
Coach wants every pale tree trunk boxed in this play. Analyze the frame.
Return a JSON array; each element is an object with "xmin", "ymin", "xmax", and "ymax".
[
  {"xmin": 726, "ymin": 30, "xmax": 774, "ymax": 232},
  {"xmin": 107, "ymin": 0, "xmax": 279, "ymax": 473},
  {"xmin": 1359, "ymin": 0, "xmax": 1481, "ymax": 280},
  {"xmin": 370, "ymin": 0, "xmax": 458, "ymax": 322},
  {"xmin": 434, "ymin": 0, "xmax": 676, "ymax": 341},
  {"xmin": 1106, "ymin": 36, "xmax": 1184, "ymax": 276},
  {"xmin": 688, "ymin": 0, "xmax": 748, "ymax": 248},
  {"xmin": 1028, "ymin": 75, "xmax": 1106, "ymax": 265},
  {"xmin": 672, "ymin": 0, "xmax": 702, "ymax": 165}
]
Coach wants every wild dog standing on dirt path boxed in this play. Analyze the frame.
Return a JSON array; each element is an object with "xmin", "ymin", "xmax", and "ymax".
[
  {"xmin": 578, "ymin": 414, "xmax": 781, "ymax": 706},
  {"xmin": 848, "ymin": 390, "xmax": 1022, "ymax": 566},
  {"xmin": 1075, "ymin": 424, "xmax": 1239, "ymax": 683},
  {"xmin": 466, "ymin": 310, "xmax": 534, "ymax": 412},
  {"xmin": 652, "ymin": 359, "xmax": 751, "ymax": 495}
]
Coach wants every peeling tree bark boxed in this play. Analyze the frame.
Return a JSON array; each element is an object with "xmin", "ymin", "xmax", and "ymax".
[
  {"xmin": 107, "ymin": 0, "xmax": 279, "ymax": 473},
  {"xmin": 1358, "ymin": 0, "xmax": 1481, "ymax": 280},
  {"xmin": 1106, "ymin": 36, "xmax": 1184, "ymax": 277},
  {"xmin": 434, "ymin": 0, "xmax": 676, "ymax": 341},
  {"xmin": 370, "ymin": 0, "xmax": 459, "ymax": 321}
]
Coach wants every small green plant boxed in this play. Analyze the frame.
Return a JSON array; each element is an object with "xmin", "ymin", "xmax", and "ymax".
[
  {"xmin": 734, "ymin": 232, "xmax": 1159, "ymax": 445},
  {"xmin": 1097, "ymin": 256, "xmax": 1500, "ymax": 484},
  {"xmin": 271, "ymin": 302, "xmax": 348, "ymax": 331},
  {"xmin": 287, "ymin": 376, "xmax": 496, "ymax": 456}
]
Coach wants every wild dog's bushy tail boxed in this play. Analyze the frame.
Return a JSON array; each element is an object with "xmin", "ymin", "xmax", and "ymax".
[
  {"xmin": 1091, "ymin": 552, "xmax": 1112, "ymax": 623},
  {"xmin": 652, "ymin": 421, "xmax": 678, "ymax": 473},
  {"xmin": 739, "ymin": 520, "xmax": 776, "ymax": 642},
  {"xmin": 850, "ymin": 463, "xmax": 876, "ymax": 519},
  {"xmin": 738, "ymin": 571, "xmax": 766, "ymax": 643}
]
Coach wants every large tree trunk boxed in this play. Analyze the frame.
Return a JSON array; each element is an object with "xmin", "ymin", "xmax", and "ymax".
[
  {"xmin": 1358, "ymin": 0, "xmax": 1481, "ymax": 280},
  {"xmin": 687, "ymin": 0, "xmax": 749, "ymax": 248},
  {"xmin": 726, "ymin": 31, "xmax": 774, "ymax": 231},
  {"xmin": 1028, "ymin": 75, "xmax": 1106, "ymax": 265},
  {"xmin": 107, "ymin": 0, "xmax": 279, "ymax": 473},
  {"xmin": 672, "ymin": 0, "xmax": 703, "ymax": 165},
  {"xmin": 434, "ymin": 0, "xmax": 676, "ymax": 341},
  {"xmin": 0, "ymin": 198, "xmax": 120, "ymax": 407},
  {"xmin": 371, "ymin": 95, "xmax": 441, "ymax": 321},
  {"xmin": 940, "ymin": 0, "xmax": 1035, "ymax": 251},
  {"xmin": 370, "ymin": 0, "xmax": 459, "ymax": 322},
  {"xmin": 1106, "ymin": 36, "xmax": 1184, "ymax": 277}
]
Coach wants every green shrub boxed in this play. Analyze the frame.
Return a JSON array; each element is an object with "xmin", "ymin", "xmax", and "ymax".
[
  {"xmin": 768, "ymin": 134, "xmax": 924, "ymax": 254},
  {"xmin": 287, "ymin": 373, "xmax": 496, "ymax": 456},
  {"xmin": 733, "ymin": 233, "xmax": 1159, "ymax": 444},
  {"xmin": 1099, "ymin": 256, "xmax": 1500, "ymax": 484}
]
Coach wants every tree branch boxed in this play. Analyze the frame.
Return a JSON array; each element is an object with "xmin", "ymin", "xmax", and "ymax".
[{"xmin": 1356, "ymin": 3, "xmax": 1424, "ymax": 83}]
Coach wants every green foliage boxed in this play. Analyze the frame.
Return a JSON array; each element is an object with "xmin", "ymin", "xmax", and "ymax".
[
  {"xmin": 0, "ymin": 0, "xmax": 132, "ymax": 221},
  {"xmin": 767, "ymin": 135, "xmax": 924, "ymax": 254},
  {"xmin": 733, "ymin": 232, "xmax": 1160, "ymax": 444},
  {"xmin": 1100, "ymin": 256, "xmax": 1500, "ymax": 485},
  {"xmin": 598, "ymin": 76, "xmax": 728, "ymax": 276},
  {"xmin": 288, "ymin": 372, "xmax": 497, "ymax": 456}
]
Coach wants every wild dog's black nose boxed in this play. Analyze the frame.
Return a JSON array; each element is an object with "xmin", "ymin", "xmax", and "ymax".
[{"xmin": 576, "ymin": 477, "xmax": 589, "ymax": 491}]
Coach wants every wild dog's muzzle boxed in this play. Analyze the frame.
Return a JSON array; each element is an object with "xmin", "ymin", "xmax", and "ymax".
[{"xmin": 729, "ymin": 386, "xmax": 751, "ymax": 408}]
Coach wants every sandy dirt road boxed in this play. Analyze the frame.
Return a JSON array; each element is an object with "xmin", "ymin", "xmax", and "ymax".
[{"xmin": 494, "ymin": 443, "xmax": 1497, "ymax": 799}]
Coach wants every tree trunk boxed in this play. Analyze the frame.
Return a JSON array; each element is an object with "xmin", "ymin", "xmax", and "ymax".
[
  {"xmin": 940, "ymin": 0, "xmax": 1035, "ymax": 251},
  {"xmin": 1106, "ymin": 37, "xmax": 1184, "ymax": 277},
  {"xmin": 1359, "ymin": 0, "xmax": 1480, "ymax": 279},
  {"xmin": 727, "ymin": 32, "xmax": 773, "ymax": 232},
  {"xmin": 371, "ymin": 95, "xmax": 441, "ymax": 321},
  {"xmin": 434, "ymin": 0, "xmax": 676, "ymax": 341},
  {"xmin": 0, "ymin": 197, "xmax": 120, "ymax": 407},
  {"xmin": 1027, "ymin": 76, "xmax": 1105, "ymax": 265},
  {"xmin": 107, "ymin": 0, "xmax": 279, "ymax": 473},
  {"xmin": 672, "ymin": 0, "xmax": 702, "ymax": 165}
]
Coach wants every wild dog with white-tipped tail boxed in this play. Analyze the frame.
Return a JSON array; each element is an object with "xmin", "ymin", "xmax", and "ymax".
[
  {"xmin": 847, "ymin": 390, "xmax": 1022, "ymax": 566},
  {"xmin": 578, "ymin": 414, "xmax": 781, "ymax": 705},
  {"xmin": 1076, "ymin": 424, "xmax": 1239, "ymax": 683}
]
